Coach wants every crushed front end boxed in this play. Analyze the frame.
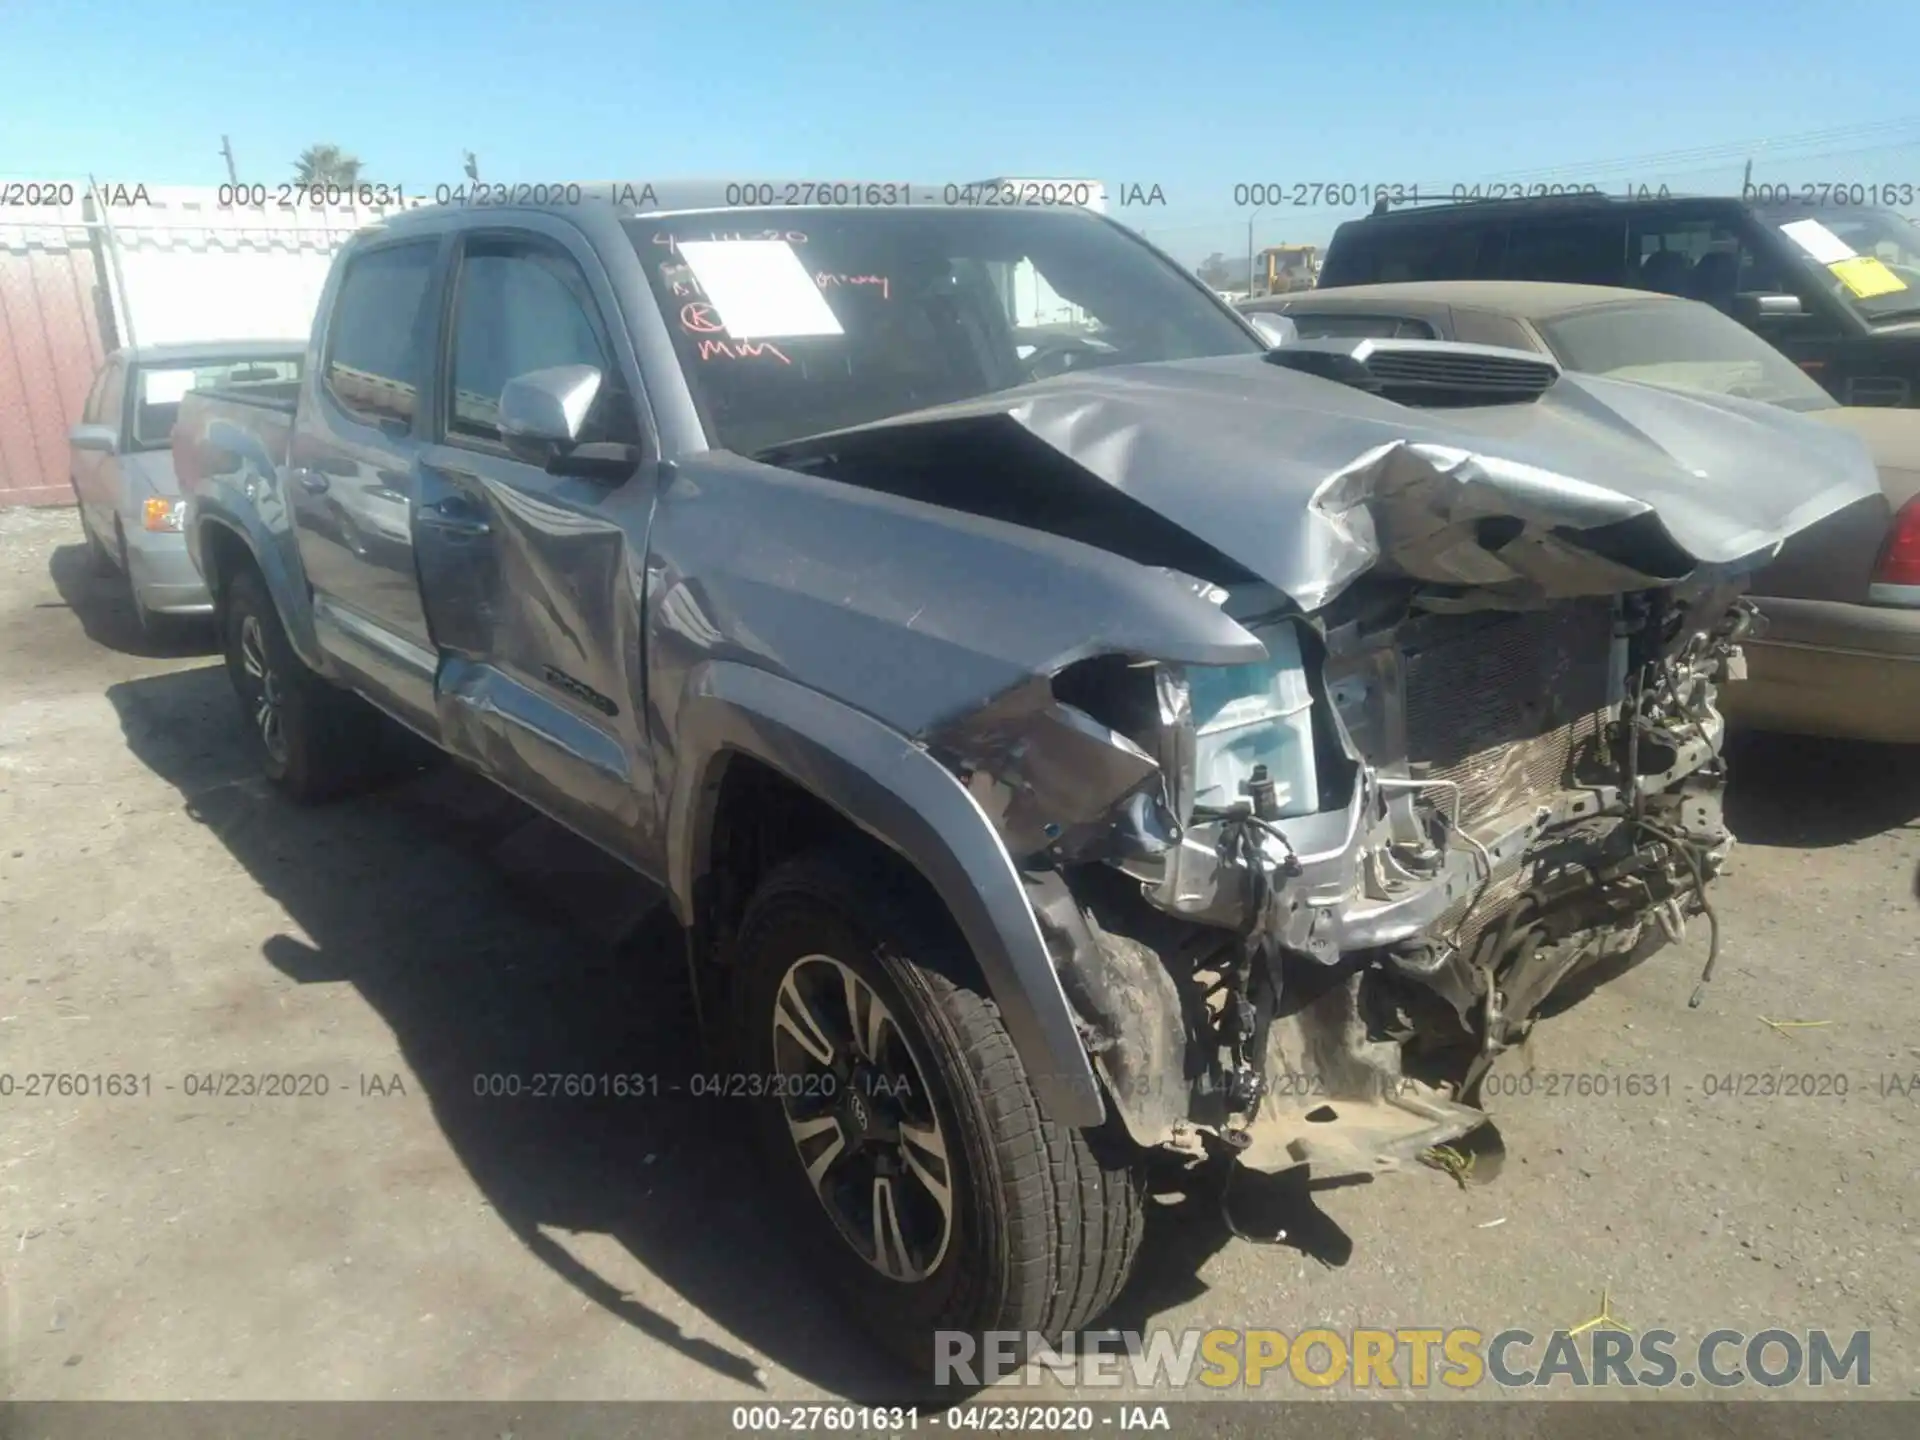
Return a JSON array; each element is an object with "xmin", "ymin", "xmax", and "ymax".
[{"xmin": 935, "ymin": 574, "xmax": 1755, "ymax": 1180}]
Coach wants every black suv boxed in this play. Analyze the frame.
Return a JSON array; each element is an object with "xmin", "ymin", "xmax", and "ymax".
[{"xmin": 1318, "ymin": 193, "xmax": 1920, "ymax": 406}]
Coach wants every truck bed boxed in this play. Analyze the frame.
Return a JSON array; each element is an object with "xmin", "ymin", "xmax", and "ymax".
[{"xmin": 172, "ymin": 386, "xmax": 296, "ymax": 503}]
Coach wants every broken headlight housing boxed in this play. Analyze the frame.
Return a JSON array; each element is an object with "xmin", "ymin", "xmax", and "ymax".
[{"xmin": 1186, "ymin": 621, "xmax": 1318, "ymax": 821}]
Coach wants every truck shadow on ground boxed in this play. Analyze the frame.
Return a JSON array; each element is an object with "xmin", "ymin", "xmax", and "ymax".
[
  {"xmin": 1723, "ymin": 730, "xmax": 1920, "ymax": 851},
  {"xmin": 102, "ymin": 659, "xmax": 1357, "ymax": 1401},
  {"xmin": 109, "ymin": 657, "xmax": 1897, "ymax": 1397},
  {"xmin": 48, "ymin": 540, "xmax": 220, "ymax": 659},
  {"xmin": 104, "ymin": 660, "xmax": 924, "ymax": 1400}
]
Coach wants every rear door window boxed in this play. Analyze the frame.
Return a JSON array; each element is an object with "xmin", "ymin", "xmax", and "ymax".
[
  {"xmin": 1499, "ymin": 215, "xmax": 1630, "ymax": 285},
  {"xmin": 1627, "ymin": 213, "xmax": 1792, "ymax": 311},
  {"xmin": 1323, "ymin": 221, "xmax": 1504, "ymax": 284},
  {"xmin": 323, "ymin": 242, "xmax": 438, "ymax": 429}
]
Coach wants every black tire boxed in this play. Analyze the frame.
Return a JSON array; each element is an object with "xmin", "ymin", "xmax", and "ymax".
[
  {"xmin": 113, "ymin": 519, "xmax": 176, "ymax": 644},
  {"xmin": 731, "ymin": 847, "xmax": 1145, "ymax": 1379},
  {"xmin": 222, "ymin": 567, "xmax": 393, "ymax": 803},
  {"xmin": 73, "ymin": 494, "xmax": 113, "ymax": 575}
]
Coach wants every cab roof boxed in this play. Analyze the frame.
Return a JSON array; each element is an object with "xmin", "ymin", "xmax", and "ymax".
[{"xmin": 370, "ymin": 179, "xmax": 1095, "ymax": 234}]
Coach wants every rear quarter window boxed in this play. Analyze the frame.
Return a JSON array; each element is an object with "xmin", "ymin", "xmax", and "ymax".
[{"xmin": 1321, "ymin": 220, "xmax": 1505, "ymax": 285}]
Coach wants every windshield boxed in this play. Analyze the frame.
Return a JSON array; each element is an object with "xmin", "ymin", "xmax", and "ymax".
[
  {"xmin": 626, "ymin": 209, "xmax": 1261, "ymax": 455},
  {"xmin": 132, "ymin": 356, "xmax": 303, "ymax": 449},
  {"xmin": 1763, "ymin": 206, "xmax": 1920, "ymax": 325},
  {"xmin": 1536, "ymin": 300, "xmax": 1836, "ymax": 413}
]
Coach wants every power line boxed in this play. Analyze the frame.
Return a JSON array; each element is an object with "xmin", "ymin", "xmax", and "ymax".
[{"xmin": 1407, "ymin": 116, "xmax": 1920, "ymax": 189}]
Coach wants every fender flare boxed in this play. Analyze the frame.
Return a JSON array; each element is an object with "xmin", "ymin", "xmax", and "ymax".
[
  {"xmin": 189, "ymin": 497, "xmax": 325, "ymax": 673},
  {"xmin": 666, "ymin": 660, "xmax": 1105, "ymax": 1129}
]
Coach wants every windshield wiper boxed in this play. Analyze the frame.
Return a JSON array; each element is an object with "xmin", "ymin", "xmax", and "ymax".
[{"xmin": 1867, "ymin": 305, "xmax": 1920, "ymax": 324}]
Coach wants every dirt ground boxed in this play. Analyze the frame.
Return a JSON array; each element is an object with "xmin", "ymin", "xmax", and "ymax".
[{"xmin": 1, "ymin": 504, "xmax": 1916, "ymax": 1406}]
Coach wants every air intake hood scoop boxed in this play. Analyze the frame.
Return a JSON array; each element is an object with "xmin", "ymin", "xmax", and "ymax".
[{"xmin": 1265, "ymin": 337, "xmax": 1562, "ymax": 406}]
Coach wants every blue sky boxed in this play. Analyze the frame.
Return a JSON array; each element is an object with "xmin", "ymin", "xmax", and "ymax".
[{"xmin": 3, "ymin": 0, "xmax": 1916, "ymax": 265}]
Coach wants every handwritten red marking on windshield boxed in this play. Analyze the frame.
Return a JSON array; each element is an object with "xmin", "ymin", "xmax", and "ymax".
[
  {"xmin": 697, "ymin": 338, "xmax": 792, "ymax": 364},
  {"xmin": 681, "ymin": 302, "xmax": 723, "ymax": 333},
  {"xmin": 815, "ymin": 272, "xmax": 891, "ymax": 299}
]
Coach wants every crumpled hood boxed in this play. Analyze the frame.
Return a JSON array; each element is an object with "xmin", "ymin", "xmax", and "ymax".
[{"xmin": 783, "ymin": 354, "xmax": 1883, "ymax": 612}]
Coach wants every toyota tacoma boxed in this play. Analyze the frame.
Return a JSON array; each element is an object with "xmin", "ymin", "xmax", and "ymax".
[{"xmin": 172, "ymin": 184, "xmax": 1878, "ymax": 1372}]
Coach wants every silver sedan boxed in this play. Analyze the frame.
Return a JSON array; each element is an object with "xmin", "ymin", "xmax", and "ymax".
[{"xmin": 68, "ymin": 340, "xmax": 304, "ymax": 635}]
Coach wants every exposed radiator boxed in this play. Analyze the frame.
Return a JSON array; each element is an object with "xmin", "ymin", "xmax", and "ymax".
[{"xmin": 1399, "ymin": 601, "xmax": 1615, "ymax": 832}]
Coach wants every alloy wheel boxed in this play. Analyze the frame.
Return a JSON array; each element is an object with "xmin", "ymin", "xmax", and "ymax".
[
  {"xmin": 771, "ymin": 954, "xmax": 955, "ymax": 1283},
  {"xmin": 238, "ymin": 613, "xmax": 288, "ymax": 765}
]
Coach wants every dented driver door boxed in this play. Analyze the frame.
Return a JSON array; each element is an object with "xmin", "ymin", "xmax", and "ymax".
[{"xmin": 413, "ymin": 222, "xmax": 664, "ymax": 866}]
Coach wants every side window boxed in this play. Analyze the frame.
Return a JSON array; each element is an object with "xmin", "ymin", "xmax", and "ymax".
[
  {"xmin": 1329, "ymin": 223, "xmax": 1502, "ymax": 284},
  {"xmin": 80, "ymin": 366, "xmax": 109, "ymax": 424},
  {"xmin": 1500, "ymin": 216, "xmax": 1630, "ymax": 285},
  {"xmin": 96, "ymin": 362, "xmax": 128, "ymax": 437},
  {"xmin": 1290, "ymin": 313, "xmax": 1436, "ymax": 340},
  {"xmin": 1627, "ymin": 214, "xmax": 1791, "ymax": 314},
  {"xmin": 324, "ymin": 243, "xmax": 437, "ymax": 429},
  {"xmin": 446, "ymin": 236, "xmax": 637, "ymax": 447}
]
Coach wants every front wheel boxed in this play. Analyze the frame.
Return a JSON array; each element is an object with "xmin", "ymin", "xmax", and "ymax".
[{"xmin": 732, "ymin": 848, "xmax": 1145, "ymax": 1378}]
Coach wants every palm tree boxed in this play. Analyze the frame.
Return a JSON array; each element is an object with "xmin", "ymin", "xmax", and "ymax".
[{"xmin": 293, "ymin": 145, "xmax": 363, "ymax": 186}]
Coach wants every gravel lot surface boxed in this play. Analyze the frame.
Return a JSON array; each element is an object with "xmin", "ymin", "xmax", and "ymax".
[{"xmin": 2, "ymin": 506, "xmax": 1915, "ymax": 1409}]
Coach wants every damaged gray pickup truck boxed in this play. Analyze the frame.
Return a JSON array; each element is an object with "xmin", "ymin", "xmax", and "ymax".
[{"xmin": 173, "ymin": 186, "xmax": 1879, "ymax": 1371}]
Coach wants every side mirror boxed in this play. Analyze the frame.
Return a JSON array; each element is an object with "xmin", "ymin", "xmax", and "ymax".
[
  {"xmin": 1246, "ymin": 312, "xmax": 1299, "ymax": 347},
  {"xmin": 497, "ymin": 365, "xmax": 603, "ymax": 469},
  {"xmin": 1737, "ymin": 293, "xmax": 1807, "ymax": 323},
  {"xmin": 69, "ymin": 423, "xmax": 117, "ymax": 453}
]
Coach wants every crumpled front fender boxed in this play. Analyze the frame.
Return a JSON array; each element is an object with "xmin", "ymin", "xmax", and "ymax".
[{"xmin": 666, "ymin": 660, "xmax": 1107, "ymax": 1127}]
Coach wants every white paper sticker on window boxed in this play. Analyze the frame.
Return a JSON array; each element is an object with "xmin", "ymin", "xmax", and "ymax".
[
  {"xmin": 676, "ymin": 240, "xmax": 846, "ymax": 340},
  {"xmin": 1778, "ymin": 219, "xmax": 1858, "ymax": 266},
  {"xmin": 140, "ymin": 368, "xmax": 195, "ymax": 405}
]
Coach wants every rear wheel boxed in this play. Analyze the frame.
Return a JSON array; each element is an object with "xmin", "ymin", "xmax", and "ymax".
[
  {"xmin": 112, "ymin": 519, "xmax": 169, "ymax": 641},
  {"xmin": 732, "ymin": 848, "xmax": 1145, "ymax": 1378},
  {"xmin": 72, "ymin": 492, "xmax": 113, "ymax": 575},
  {"xmin": 222, "ymin": 568, "xmax": 394, "ymax": 802}
]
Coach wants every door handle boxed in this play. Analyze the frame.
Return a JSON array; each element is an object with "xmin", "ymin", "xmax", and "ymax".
[{"xmin": 417, "ymin": 495, "xmax": 491, "ymax": 538}]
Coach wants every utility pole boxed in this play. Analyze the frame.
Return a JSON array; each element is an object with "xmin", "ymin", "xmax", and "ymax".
[
  {"xmin": 1741, "ymin": 157, "xmax": 1752, "ymax": 198},
  {"xmin": 220, "ymin": 135, "xmax": 238, "ymax": 186}
]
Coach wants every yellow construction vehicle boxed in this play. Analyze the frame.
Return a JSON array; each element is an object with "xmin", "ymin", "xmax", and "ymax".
[{"xmin": 1257, "ymin": 244, "xmax": 1319, "ymax": 294}]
